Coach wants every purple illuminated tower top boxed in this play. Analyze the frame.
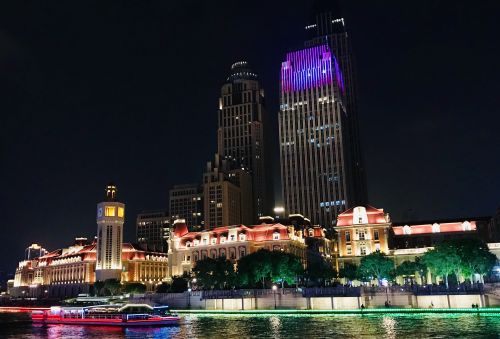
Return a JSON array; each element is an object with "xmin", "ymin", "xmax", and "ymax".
[{"xmin": 281, "ymin": 44, "xmax": 344, "ymax": 93}]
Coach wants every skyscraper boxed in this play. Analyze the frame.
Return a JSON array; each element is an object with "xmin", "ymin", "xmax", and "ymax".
[
  {"xmin": 136, "ymin": 210, "xmax": 171, "ymax": 252},
  {"xmin": 169, "ymin": 184, "xmax": 204, "ymax": 231},
  {"xmin": 279, "ymin": 4, "xmax": 367, "ymax": 228},
  {"xmin": 217, "ymin": 61, "xmax": 269, "ymax": 220},
  {"xmin": 95, "ymin": 183, "xmax": 125, "ymax": 281},
  {"xmin": 202, "ymin": 153, "xmax": 253, "ymax": 229},
  {"xmin": 305, "ymin": 3, "xmax": 367, "ymax": 207}
]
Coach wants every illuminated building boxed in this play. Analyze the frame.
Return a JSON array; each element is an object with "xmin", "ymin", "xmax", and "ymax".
[
  {"xmin": 305, "ymin": 4, "xmax": 367, "ymax": 207},
  {"xmin": 12, "ymin": 238, "xmax": 168, "ymax": 298},
  {"xmin": 25, "ymin": 243, "xmax": 48, "ymax": 260},
  {"xmin": 279, "ymin": 5, "xmax": 367, "ymax": 229},
  {"xmin": 95, "ymin": 183, "xmax": 125, "ymax": 281},
  {"xmin": 218, "ymin": 61, "xmax": 270, "ymax": 219},
  {"xmin": 169, "ymin": 184, "xmax": 204, "ymax": 231},
  {"xmin": 136, "ymin": 210, "xmax": 170, "ymax": 252},
  {"xmin": 12, "ymin": 184, "xmax": 169, "ymax": 298},
  {"xmin": 168, "ymin": 219, "xmax": 312, "ymax": 277},
  {"xmin": 334, "ymin": 205, "xmax": 500, "ymax": 284},
  {"xmin": 202, "ymin": 154, "xmax": 253, "ymax": 229}
]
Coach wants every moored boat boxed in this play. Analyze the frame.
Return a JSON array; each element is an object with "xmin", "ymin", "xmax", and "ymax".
[{"xmin": 31, "ymin": 304, "xmax": 180, "ymax": 326}]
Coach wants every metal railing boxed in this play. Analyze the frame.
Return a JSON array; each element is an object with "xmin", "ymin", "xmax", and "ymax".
[{"xmin": 302, "ymin": 286, "xmax": 361, "ymax": 297}]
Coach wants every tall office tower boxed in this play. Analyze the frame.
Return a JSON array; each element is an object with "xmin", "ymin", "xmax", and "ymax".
[
  {"xmin": 95, "ymin": 183, "xmax": 125, "ymax": 281},
  {"xmin": 169, "ymin": 184, "xmax": 204, "ymax": 231},
  {"xmin": 305, "ymin": 2, "xmax": 367, "ymax": 207},
  {"xmin": 278, "ymin": 3, "xmax": 367, "ymax": 228},
  {"xmin": 218, "ymin": 61, "xmax": 269, "ymax": 220},
  {"xmin": 136, "ymin": 210, "xmax": 171, "ymax": 252},
  {"xmin": 203, "ymin": 154, "xmax": 253, "ymax": 229}
]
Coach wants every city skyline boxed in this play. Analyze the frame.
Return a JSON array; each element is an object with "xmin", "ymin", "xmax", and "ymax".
[{"xmin": 2, "ymin": 0, "xmax": 499, "ymax": 275}]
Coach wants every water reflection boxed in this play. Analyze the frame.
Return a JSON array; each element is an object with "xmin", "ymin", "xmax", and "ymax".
[
  {"xmin": 1, "ymin": 313, "xmax": 500, "ymax": 338},
  {"xmin": 269, "ymin": 316, "xmax": 282, "ymax": 339},
  {"xmin": 382, "ymin": 316, "xmax": 396, "ymax": 339}
]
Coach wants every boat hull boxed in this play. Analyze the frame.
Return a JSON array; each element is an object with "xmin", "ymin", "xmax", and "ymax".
[{"xmin": 32, "ymin": 316, "xmax": 180, "ymax": 327}]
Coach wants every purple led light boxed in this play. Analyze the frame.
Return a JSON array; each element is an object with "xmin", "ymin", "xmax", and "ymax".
[{"xmin": 281, "ymin": 44, "xmax": 345, "ymax": 94}]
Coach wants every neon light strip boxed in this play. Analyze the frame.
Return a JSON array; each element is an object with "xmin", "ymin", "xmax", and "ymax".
[{"xmin": 281, "ymin": 45, "xmax": 344, "ymax": 93}]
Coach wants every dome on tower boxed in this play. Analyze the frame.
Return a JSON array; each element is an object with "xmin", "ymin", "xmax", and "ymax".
[{"xmin": 226, "ymin": 61, "xmax": 258, "ymax": 82}]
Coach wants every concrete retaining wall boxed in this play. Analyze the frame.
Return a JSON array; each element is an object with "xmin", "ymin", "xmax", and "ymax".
[{"xmin": 133, "ymin": 291, "xmax": 499, "ymax": 310}]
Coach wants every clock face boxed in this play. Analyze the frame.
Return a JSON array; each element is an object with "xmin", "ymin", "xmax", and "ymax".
[{"xmin": 98, "ymin": 207, "xmax": 103, "ymax": 217}]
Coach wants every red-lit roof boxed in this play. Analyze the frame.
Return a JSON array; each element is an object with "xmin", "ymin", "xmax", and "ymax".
[
  {"xmin": 177, "ymin": 223, "xmax": 292, "ymax": 247},
  {"xmin": 393, "ymin": 221, "xmax": 476, "ymax": 235},
  {"xmin": 336, "ymin": 205, "xmax": 387, "ymax": 226}
]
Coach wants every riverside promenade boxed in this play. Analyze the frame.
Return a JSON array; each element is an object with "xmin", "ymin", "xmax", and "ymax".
[{"xmin": 131, "ymin": 284, "xmax": 500, "ymax": 311}]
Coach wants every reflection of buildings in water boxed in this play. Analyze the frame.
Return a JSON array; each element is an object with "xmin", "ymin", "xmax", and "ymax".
[
  {"xmin": 269, "ymin": 316, "xmax": 282, "ymax": 337},
  {"xmin": 382, "ymin": 316, "xmax": 396, "ymax": 339}
]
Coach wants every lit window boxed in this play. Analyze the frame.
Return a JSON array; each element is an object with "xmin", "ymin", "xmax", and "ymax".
[
  {"xmin": 358, "ymin": 230, "xmax": 365, "ymax": 240},
  {"xmin": 360, "ymin": 246, "xmax": 367, "ymax": 255},
  {"xmin": 375, "ymin": 243, "xmax": 381, "ymax": 251},
  {"xmin": 403, "ymin": 225, "xmax": 411, "ymax": 235},
  {"xmin": 273, "ymin": 232, "xmax": 280, "ymax": 240},
  {"xmin": 239, "ymin": 234, "xmax": 246, "ymax": 241},
  {"xmin": 105, "ymin": 206, "xmax": 115, "ymax": 217},
  {"xmin": 118, "ymin": 207, "xmax": 124, "ymax": 218},
  {"xmin": 346, "ymin": 245, "xmax": 352, "ymax": 255}
]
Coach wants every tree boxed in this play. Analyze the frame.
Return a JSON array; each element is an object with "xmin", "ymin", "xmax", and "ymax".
[
  {"xmin": 305, "ymin": 255, "xmax": 336, "ymax": 287},
  {"xmin": 422, "ymin": 242, "xmax": 461, "ymax": 288},
  {"xmin": 103, "ymin": 279, "xmax": 122, "ymax": 296},
  {"xmin": 270, "ymin": 251, "xmax": 303, "ymax": 288},
  {"xmin": 237, "ymin": 250, "xmax": 273, "ymax": 288},
  {"xmin": 358, "ymin": 251, "xmax": 394, "ymax": 285},
  {"xmin": 93, "ymin": 281, "xmax": 105, "ymax": 296},
  {"xmin": 192, "ymin": 257, "xmax": 236, "ymax": 290},
  {"xmin": 170, "ymin": 276, "xmax": 188, "ymax": 292},
  {"xmin": 122, "ymin": 282, "xmax": 146, "ymax": 294},
  {"xmin": 236, "ymin": 249, "xmax": 303, "ymax": 288},
  {"xmin": 454, "ymin": 238, "xmax": 497, "ymax": 283},
  {"xmin": 339, "ymin": 263, "xmax": 358, "ymax": 285}
]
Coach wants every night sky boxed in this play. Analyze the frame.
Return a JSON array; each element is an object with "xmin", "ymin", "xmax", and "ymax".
[{"xmin": 1, "ymin": 1, "xmax": 499, "ymax": 273}]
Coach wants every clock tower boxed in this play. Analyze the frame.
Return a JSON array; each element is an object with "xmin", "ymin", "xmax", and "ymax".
[{"xmin": 95, "ymin": 183, "xmax": 125, "ymax": 281}]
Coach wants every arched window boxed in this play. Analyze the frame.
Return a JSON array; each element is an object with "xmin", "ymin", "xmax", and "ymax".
[
  {"xmin": 273, "ymin": 232, "xmax": 280, "ymax": 240},
  {"xmin": 403, "ymin": 225, "xmax": 411, "ymax": 235},
  {"xmin": 462, "ymin": 221, "xmax": 471, "ymax": 231}
]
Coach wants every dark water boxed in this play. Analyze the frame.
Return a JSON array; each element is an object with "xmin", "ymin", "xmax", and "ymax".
[{"xmin": 1, "ymin": 312, "xmax": 500, "ymax": 338}]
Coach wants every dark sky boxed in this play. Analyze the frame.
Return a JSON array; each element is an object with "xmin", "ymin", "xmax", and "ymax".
[{"xmin": 1, "ymin": 1, "xmax": 499, "ymax": 273}]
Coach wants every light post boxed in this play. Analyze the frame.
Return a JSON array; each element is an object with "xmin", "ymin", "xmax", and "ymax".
[
  {"xmin": 272, "ymin": 285, "xmax": 277, "ymax": 309},
  {"xmin": 187, "ymin": 288, "xmax": 192, "ymax": 308}
]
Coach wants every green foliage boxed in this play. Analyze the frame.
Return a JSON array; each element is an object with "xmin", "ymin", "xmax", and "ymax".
[
  {"xmin": 170, "ymin": 276, "xmax": 188, "ymax": 292},
  {"xmin": 339, "ymin": 262, "xmax": 358, "ymax": 283},
  {"xmin": 192, "ymin": 257, "xmax": 236, "ymax": 290},
  {"xmin": 103, "ymin": 279, "xmax": 122, "ymax": 296},
  {"xmin": 358, "ymin": 251, "xmax": 394, "ymax": 285},
  {"xmin": 156, "ymin": 282, "xmax": 170, "ymax": 293},
  {"xmin": 236, "ymin": 249, "xmax": 303, "ymax": 288},
  {"xmin": 237, "ymin": 250, "xmax": 273, "ymax": 287},
  {"xmin": 122, "ymin": 282, "xmax": 146, "ymax": 294},
  {"xmin": 453, "ymin": 239, "xmax": 496, "ymax": 283},
  {"xmin": 304, "ymin": 255, "xmax": 336, "ymax": 286},
  {"xmin": 93, "ymin": 281, "xmax": 105, "ymax": 296},
  {"xmin": 422, "ymin": 242, "xmax": 462, "ymax": 287},
  {"xmin": 396, "ymin": 261, "xmax": 419, "ymax": 277}
]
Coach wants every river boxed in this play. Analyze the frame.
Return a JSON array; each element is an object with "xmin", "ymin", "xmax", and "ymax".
[{"xmin": 1, "ymin": 312, "xmax": 499, "ymax": 338}]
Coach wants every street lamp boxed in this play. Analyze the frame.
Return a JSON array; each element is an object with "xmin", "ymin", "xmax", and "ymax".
[
  {"xmin": 272, "ymin": 285, "xmax": 278, "ymax": 309},
  {"xmin": 187, "ymin": 288, "xmax": 192, "ymax": 308}
]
